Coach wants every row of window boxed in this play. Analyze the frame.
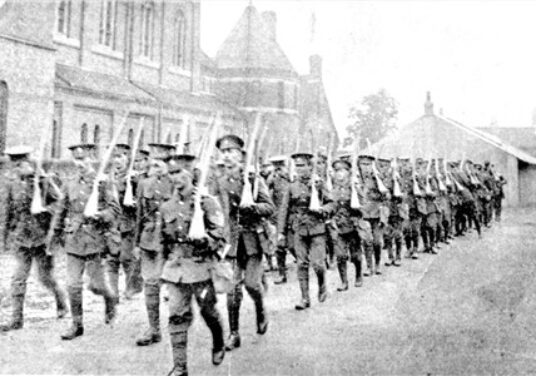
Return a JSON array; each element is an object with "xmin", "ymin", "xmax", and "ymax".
[{"xmin": 57, "ymin": 0, "xmax": 187, "ymax": 68}]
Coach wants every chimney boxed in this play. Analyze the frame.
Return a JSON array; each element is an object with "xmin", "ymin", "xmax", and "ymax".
[
  {"xmin": 309, "ymin": 54, "xmax": 322, "ymax": 79},
  {"xmin": 424, "ymin": 91, "xmax": 434, "ymax": 115},
  {"xmin": 262, "ymin": 11, "xmax": 277, "ymax": 41}
]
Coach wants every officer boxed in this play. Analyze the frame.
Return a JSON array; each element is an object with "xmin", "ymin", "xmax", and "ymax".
[
  {"xmin": 331, "ymin": 157, "xmax": 370, "ymax": 290},
  {"xmin": 105, "ymin": 144, "xmax": 140, "ymax": 300},
  {"xmin": 0, "ymin": 146, "xmax": 67, "ymax": 331},
  {"xmin": 134, "ymin": 143, "xmax": 175, "ymax": 346},
  {"xmin": 211, "ymin": 134, "xmax": 274, "ymax": 351},
  {"xmin": 267, "ymin": 155, "xmax": 293, "ymax": 284},
  {"xmin": 161, "ymin": 154, "xmax": 226, "ymax": 376},
  {"xmin": 57, "ymin": 143, "xmax": 120, "ymax": 340},
  {"xmin": 277, "ymin": 151, "xmax": 335, "ymax": 310},
  {"xmin": 357, "ymin": 155, "xmax": 390, "ymax": 276}
]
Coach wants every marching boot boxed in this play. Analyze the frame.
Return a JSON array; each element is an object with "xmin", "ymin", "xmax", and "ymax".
[
  {"xmin": 225, "ymin": 299, "xmax": 241, "ymax": 351},
  {"xmin": 394, "ymin": 240, "xmax": 402, "ymax": 267},
  {"xmin": 104, "ymin": 294, "xmax": 118, "ymax": 324},
  {"xmin": 274, "ymin": 253, "xmax": 287, "ymax": 284},
  {"xmin": 353, "ymin": 260, "xmax": 363, "ymax": 287},
  {"xmin": 336, "ymin": 261, "xmax": 349, "ymax": 291},
  {"xmin": 364, "ymin": 246, "xmax": 374, "ymax": 277},
  {"xmin": 0, "ymin": 294, "xmax": 24, "ymax": 332},
  {"xmin": 55, "ymin": 289, "xmax": 68, "ymax": 319},
  {"xmin": 136, "ymin": 284, "xmax": 162, "ymax": 346},
  {"xmin": 316, "ymin": 269, "xmax": 328, "ymax": 303},
  {"xmin": 295, "ymin": 267, "xmax": 311, "ymax": 310},
  {"xmin": 61, "ymin": 288, "xmax": 84, "ymax": 340},
  {"xmin": 204, "ymin": 317, "xmax": 225, "ymax": 366},
  {"xmin": 374, "ymin": 245, "xmax": 382, "ymax": 275},
  {"xmin": 169, "ymin": 331, "xmax": 188, "ymax": 376}
]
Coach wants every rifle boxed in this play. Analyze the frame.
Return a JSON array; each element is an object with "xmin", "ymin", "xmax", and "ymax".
[
  {"xmin": 435, "ymin": 158, "xmax": 447, "ymax": 192},
  {"xmin": 31, "ymin": 122, "xmax": 51, "ymax": 214},
  {"xmin": 325, "ymin": 134, "xmax": 334, "ymax": 191},
  {"xmin": 253, "ymin": 124, "xmax": 268, "ymax": 201},
  {"xmin": 309, "ymin": 130, "xmax": 322, "ymax": 211},
  {"xmin": 366, "ymin": 138, "xmax": 389, "ymax": 195},
  {"xmin": 424, "ymin": 158, "xmax": 433, "ymax": 196},
  {"xmin": 239, "ymin": 113, "xmax": 263, "ymax": 207},
  {"xmin": 412, "ymin": 158, "xmax": 423, "ymax": 197},
  {"xmin": 444, "ymin": 158, "xmax": 453, "ymax": 187},
  {"xmin": 392, "ymin": 157, "xmax": 403, "ymax": 198},
  {"xmin": 350, "ymin": 138, "xmax": 362, "ymax": 209},
  {"xmin": 84, "ymin": 113, "xmax": 129, "ymax": 217},
  {"xmin": 123, "ymin": 117, "xmax": 145, "ymax": 207},
  {"xmin": 188, "ymin": 113, "xmax": 221, "ymax": 239}
]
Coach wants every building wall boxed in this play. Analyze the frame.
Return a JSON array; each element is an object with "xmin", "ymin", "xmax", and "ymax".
[
  {"xmin": 518, "ymin": 162, "xmax": 536, "ymax": 207},
  {"xmin": 0, "ymin": 38, "xmax": 56, "ymax": 154}
]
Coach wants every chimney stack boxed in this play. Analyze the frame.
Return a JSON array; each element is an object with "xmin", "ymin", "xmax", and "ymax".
[
  {"xmin": 262, "ymin": 11, "xmax": 277, "ymax": 41},
  {"xmin": 424, "ymin": 91, "xmax": 434, "ymax": 116},
  {"xmin": 310, "ymin": 54, "xmax": 322, "ymax": 79}
]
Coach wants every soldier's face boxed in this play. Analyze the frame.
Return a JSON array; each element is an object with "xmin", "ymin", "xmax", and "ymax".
[
  {"xmin": 14, "ymin": 160, "xmax": 35, "ymax": 176},
  {"xmin": 170, "ymin": 170, "xmax": 192, "ymax": 191},
  {"xmin": 149, "ymin": 160, "xmax": 168, "ymax": 177},
  {"xmin": 334, "ymin": 168, "xmax": 349, "ymax": 184},
  {"xmin": 275, "ymin": 165, "xmax": 288, "ymax": 176},
  {"xmin": 295, "ymin": 161, "xmax": 312, "ymax": 178},
  {"xmin": 359, "ymin": 161, "xmax": 372, "ymax": 175},
  {"xmin": 112, "ymin": 154, "xmax": 128, "ymax": 171},
  {"xmin": 134, "ymin": 158, "xmax": 149, "ymax": 173},
  {"xmin": 220, "ymin": 147, "xmax": 242, "ymax": 168}
]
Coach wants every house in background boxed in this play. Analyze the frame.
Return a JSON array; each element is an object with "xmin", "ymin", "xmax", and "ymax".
[
  {"xmin": 0, "ymin": 1, "xmax": 337, "ymax": 158},
  {"xmin": 369, "ymin": 92, "xmax": 536, "ymax": 207}
]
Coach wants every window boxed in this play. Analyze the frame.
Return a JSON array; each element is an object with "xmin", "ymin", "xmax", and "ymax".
[
  {"xmin": 99, "ymin": 0, "xmax": 117, "ymax": 48},
  {"xmin": 278, "ymin": 81, "xmax": 285, "ymax": 109},
  {"xmin": 0, "ymin": 81, "xmax": 7, "ymax": 154},
  {"xmin": 173, "ymin": 10, "xmax": 186, "ymax": 67},
  {"xmin": 140, "ymin": 1, "xmax": 155, "ymax": 58},
  {"xmin": 166, "ymin": 133, "xmax": 172, "ymax": 144},
  {"xmin": 57, "ymin": 0, "xmax": 72, "ymax": 37},
  {"xmin": 127, "ymin": 128, "xmax": 134, "ymax": 148},
  {"xmin": 94, "ymin": 124, "xmax": 100, "ymax": 145},
  {"xmin": 80, "ymin": 123, "xmax": 88, "ymax": 143}
]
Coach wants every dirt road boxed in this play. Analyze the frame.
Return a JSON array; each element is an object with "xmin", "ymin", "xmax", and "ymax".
[{"xmin": 2, "ymin": 208, "xmax": 536, "ymax": 375}]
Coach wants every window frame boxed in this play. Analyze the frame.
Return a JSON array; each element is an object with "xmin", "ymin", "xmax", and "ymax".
[
  {"xmin": 172, "ymin": 10, "xmax": 186, "ymax": 68},
  {"xmin": 140, "ymin": 1, "xmax": 155, "ymax": 59},
  {"xmin": 99, "ymin": 0, "xmax": 117, "ymax": 49}
]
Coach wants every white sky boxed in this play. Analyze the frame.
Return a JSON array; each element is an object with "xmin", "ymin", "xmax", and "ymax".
[{"xmin": 200, "ymin": 0, "xmax": 536, "ymax": 136}]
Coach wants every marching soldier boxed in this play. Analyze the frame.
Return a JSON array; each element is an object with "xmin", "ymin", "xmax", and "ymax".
[
  {"xmin": 133, "ymin": 143, "xmax": 175, "ymax": 346},
  {"xmin": 211, "ymin": 134, "xmax": 273, "ymax": 351},
  {"xmin": 494, "ymin": 173, "xmax": 506, "ymax": 222},
  {"xmin": 383, "ymin": 158, "xmax": 409, "ymax": 267},
  {"xmin": 57, "ymin": 144, "xmax": 120, "ymax": 340},
  {"xmin": 421, "ymin": 159, "xmax": 439, "ymax": 254},
  {"xmin": 0, "ymin": 146, "xmax": 67, "ymax": 332},
  {"xmin": 357, "ymin": 155, "xmax": 390, "ymax": 276},
  {"xmin": 403, "ymin": 159, "xmax": 426, "ymax": 259},
  {"xmin": 277, "ymin": 152, "xmax": 335, "ymax": 310},
  {"xmin": 105, "ymin": 144, "xmax": 141, "ymax": 301},
  {"xmin": 161, "ymin": 154, "xmax": 225, "ymax": 376},
  {"xmin": 316, "ymin": 151, "xmax": 337, "ymax": 269},
  {"xmin": 267, "ymin": 155, "xmax": 293, "ymax": 284},
  {"xmin": 331, "ymin": 157, "xmax": 370, "ymax": 290}
]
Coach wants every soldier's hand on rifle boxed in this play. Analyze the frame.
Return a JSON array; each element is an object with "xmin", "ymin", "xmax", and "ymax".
[
  {"xmin": 277, "ymin": 233, "xmax": 286, "ymax": 248},
  {"xmin": 132, "ymin": 246, "xmax": 141, "ymax": 260},
  {"xmin": 240, "ymin": 204, "xmax": 258, "ymax": 216},
  {"xmin": 191, "ymin": 236, "xmax": 209, "ymax": 249}
]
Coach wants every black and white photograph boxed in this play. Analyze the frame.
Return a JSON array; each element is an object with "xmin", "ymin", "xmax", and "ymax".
[{"xmin": 1, "ymin": 0, "xmax": 535, "ymax": 375}]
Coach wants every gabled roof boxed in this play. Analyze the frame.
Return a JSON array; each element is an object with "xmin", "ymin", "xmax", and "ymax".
[
  {"xmin": 214, "ymin": 6, "xmax": 296, "ymax": 76},
  {"xmin": 477, "ymin": 127, "xmax": 536, "ymax": 155},
  {"xmin": 368, "ymin": 112, "xmax": 536, "ymax": 165},
  {"xmin": 0, "ymin": 0, "xmax": 55, "ymax": 50}
]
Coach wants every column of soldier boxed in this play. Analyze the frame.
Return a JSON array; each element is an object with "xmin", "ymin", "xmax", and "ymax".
[{"xmin": 1, "ymin": 117, "xmax": 506, "ymax": 376}]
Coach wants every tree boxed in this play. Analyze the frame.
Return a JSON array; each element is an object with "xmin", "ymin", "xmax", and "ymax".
[{"xmin": 345, "ymin": 89, "xmax": 398, "ymax": 149}]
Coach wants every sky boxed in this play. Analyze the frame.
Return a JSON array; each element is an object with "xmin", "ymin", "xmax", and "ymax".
[{"xmin": 200, "ymin": 0, "xmax": 536, "ymax": 136}]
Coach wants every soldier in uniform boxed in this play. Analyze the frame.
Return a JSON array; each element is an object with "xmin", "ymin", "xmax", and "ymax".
[
  {"xmin": 277, "ymin": 152, "xmax": 335, "ymax": 310},
  {"xmin": 383, "ymin": 158, "xmax": 409, "ymax": 267},
  {"xmin": 357, "ymin": 155, "xmax": 390, "ymax": 276},
  {"xmin": 421, "ymin": 159, "xmax": 439, "ymax": 254},
  {"xmin": 211, "ymin": 135, "xmax": 274, "ymax": 351},
  {"xmin": 105, "ymin": 144, "xmax": 141, "ymax": 301},
  {"xmin": 435, "ymin": 158, "xmax": 451, "ymax": 245},
  {"xmin": 267, "ymin": 155, "xmax": 293, "ymax": 284},
  {"xmin": 403, "ymin": 159, "xmax": 426, "ymax": 259},
  {"xmin": 0, "ymin": 146, "xmax": 67, "ymax": 331},
  {"xmin": 57, "ymin": 143, "xmax": 120, "ymax": 340},
  {"xmin": 161, "ymin": 154, "xmax": 225, "ymax": 376},
  {"xmin": 133, "ymin": 143, "xmax": 175, "ymax": 346},
  {"xmin": 331, "ymin": 157, "xmax": 371, "ymax": 290},
  {"xmin": 316, "ymin": 151, "xmax": 337, "ymax": 269},
  {"xmin": 494, "ymin": 174, "xmax": 507, "ymax": 222}
]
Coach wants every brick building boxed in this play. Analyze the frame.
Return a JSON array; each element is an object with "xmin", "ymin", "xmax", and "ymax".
[{"xmin": 0, "ymin": 1, "xmax": 337, "ymax": 159}]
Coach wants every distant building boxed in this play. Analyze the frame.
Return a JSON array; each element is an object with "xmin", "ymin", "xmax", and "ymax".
[
  {"xmin": 370, "ymin": 92, "xmax": 536, "ymax": 207},
  {"xmin": 0, "ymin": 1, "xmax": 337, "ymax": 158}
]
